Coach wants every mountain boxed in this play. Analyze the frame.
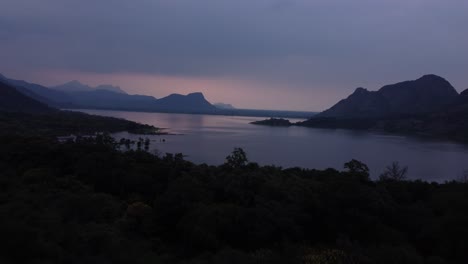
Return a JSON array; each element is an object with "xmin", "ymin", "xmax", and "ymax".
[
  {"xmin": 318, "ymin": 75, "xmax": 459, "ymax": 119},
  {"xmin": 295, "ymin": 74, "xmax": 468, "ymax": 142},
  {"xmin": 460, "ymin": 88, "xmax": 468, "ymax": 102},
  {"xmin": 1, "ymin": 74, "xmax": 217, "ymax": 113},
  {"xmin": 0, "ymin": 80, "xmax": 53, "ymax": 113},
  {"xmin": 63, "ymin": 90, "xmax": 158, "ymax": 111},
  {"xmin": 50, "ymin": 81, "xmax": 215, "ymax": 112},
  {"xmin": 318, "ymin": 87, "xmax": 390, "ymax": 119},
  {"xmin": 52, "ymin": 80, "xmax": 127, "ymax": 94},
  {"xmin": 3, "ymin": 78, "xmax": 74, "ymax": 107},
  {"xmin": 214, "ymin": 102, "xmax": 236, "ymax": 110},
  {"xmin": 60, "ymin": 91, "xmax": 216, "ymax": 113},
  {"xmin": 155, "ymin": 92, "xmax": 216, "ymax": 112}
]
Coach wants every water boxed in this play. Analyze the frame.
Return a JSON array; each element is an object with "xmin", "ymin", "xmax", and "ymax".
[{"xmin": 78, "ymin": 109, "xmax": 468, "ymax": 182}]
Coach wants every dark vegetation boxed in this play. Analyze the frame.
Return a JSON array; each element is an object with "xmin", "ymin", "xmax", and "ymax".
[
  {"xmin": 0, "ymin": 79, "xmax": 161, "ymax": 137},
  {"xmin": 0, "ymin": 80, "xmax": 52, "ymax": 113},
  {"xmin": 251, "ymin": 118, "xmax": 292, "ymax": 126},
  {"xmin": 0, "ymin": 111, "xmax": 161, "ymax": 137},
  {"xmin": 1, "ymin": 136, "xmax": 468, "ymax": 264}
]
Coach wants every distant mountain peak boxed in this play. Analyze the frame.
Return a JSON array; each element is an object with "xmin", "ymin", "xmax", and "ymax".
[
  {"xmin": 0, "ymin": 73, "xmax": 6, "ymax": 80},
  {"xmin": 52, "ymin": 80, "xmax": 127, "ymax": 94},
  {"xmin": 418, "ymin": 74, "xmax": 446, "ymax": 81},
  {"xmin": 214, "ymin": 102, "xmax": 236, "ymax": 110},
  {"xmin": 157, "ymin": 92, "xmax": 216, "ymax": 112},
  {"xmin": 95, "ymin": 84, "xmax": 126, "ymax": 94},
  {"xmin": 353, "ymin": 87, "xmax": 368, "ymax": 94},
  {"xmin": 187, "ymin": 92, "xmax": 205, "ymax": 98}
]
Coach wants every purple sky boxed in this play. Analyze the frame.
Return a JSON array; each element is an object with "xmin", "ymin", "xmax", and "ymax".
[{"xmin": 1, "ymin": 0, "xmax": 468, "ymax": 111}]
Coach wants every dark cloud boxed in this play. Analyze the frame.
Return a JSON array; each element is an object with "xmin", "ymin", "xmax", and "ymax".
[{"xmin": 1, "ymin": 0, "xmax": 468, "ymax": 107}]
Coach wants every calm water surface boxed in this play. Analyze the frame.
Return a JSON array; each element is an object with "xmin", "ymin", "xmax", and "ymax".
[{"xmin": 79, "ymin": 109, "xmax": 468, "ymax": 182}]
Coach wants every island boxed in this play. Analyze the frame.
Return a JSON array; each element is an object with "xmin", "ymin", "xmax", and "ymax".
[{"xmin": 250, "ymin": 118, "xmax": 292, "ymax": 126}]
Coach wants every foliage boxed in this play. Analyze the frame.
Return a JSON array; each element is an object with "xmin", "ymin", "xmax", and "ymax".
[
  {"xmin": 344, "ymin": 159, "xmax": 370, "ymax": 180},
  {"xmin": 225, "ymin": 147, "xmax": 248, "ymax": 168},
  {"xmin": 0, "ymin": 136, "xmax": 467, "ymax": 264},
  {"xmin": 0, "ymin": 110, "xmax": 160, "ymax": 137},
  {"xmin": 379, "ymin": 161, "xmax": 408, "ymax": 181}
]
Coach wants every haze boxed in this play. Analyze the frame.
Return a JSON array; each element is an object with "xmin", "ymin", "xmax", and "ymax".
[{"xmin": 1, "ymin": 0, "xmax": 467, "ymax": 111}]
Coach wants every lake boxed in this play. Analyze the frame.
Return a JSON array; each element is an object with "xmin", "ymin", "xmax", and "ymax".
[{"xmin": 78, "ymin": 109, "xmax": 468, "ymax": 182}]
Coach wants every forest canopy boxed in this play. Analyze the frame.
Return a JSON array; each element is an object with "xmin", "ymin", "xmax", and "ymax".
[{"xmin": 0, "ymin": 135, "xmax": 467, "ymax": 264}]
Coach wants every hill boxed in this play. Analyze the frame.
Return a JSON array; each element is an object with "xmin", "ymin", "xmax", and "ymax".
[
  {"xmin": 155, "ymin": 92, "xmax": 216, "ymax": 112},
  {"xmin": 0, "ymin": 77, "xmax": 159, "ymax": 136},
  {"xmin": 0, "ymin": 80, "xmax": 53, "ymax": 113},
  {"xmin": 318, "ymin": 75, "xmax": 459, "ymax": 118},
  {"xmin": 61, "ymin": 90, "xmax": 158, "ymax": 111},
  {"xmin": 248, "ymin": 75, "xmax": 468, "ymax": 142},
  {"xmin": 3, "ymin": 78, "xmax": 75, "ymax": 107},
  {"xmin": 299, "ymin": 75, "xmax": 468, "ymax": 142}
]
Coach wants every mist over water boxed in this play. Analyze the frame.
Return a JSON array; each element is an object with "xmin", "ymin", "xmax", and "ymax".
[{"xmin": 79, "ymin": 109, "xmax": 468, "ymax": 182}]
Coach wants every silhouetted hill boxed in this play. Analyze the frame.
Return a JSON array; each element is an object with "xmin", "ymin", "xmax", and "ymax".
[
  {"xmin": 460, "ymin": 89, "xmax": 468, "ymax": 103},
  {"xmin": 61, "ymin": 90, "xmax": 217, "ymax": 113},
  {"xmin": 251, "ymin": 75, "xmax": 468, "ymax": 142},
  {"xmin": 64, "ymin": 90, "xmax": 158, "ymax": 111},
  {"xmin": 319, "ymin": 87, "xmax": 390, "ymax": 118},
  {"xmin": 0, "ymin": 80, "xmax": 53, "ymax": 113},
  {"xmin": 155, "ymin": 92, "xmax": 216, "ymax": 112},
  {"xmin": 251, "ymin": 118, "xmax": 292, "ymax": 126},
  {"xmin": 4, "ymin": 78, "xmax": 74, "ymax": 107},
  {"xmin": 52, "ymin": 80, "xmax": 127, "ymax": 94},
  {"xmin": 50, "ymin": 80, "xmax": 216, "ymax": 112},
  {"xmin": 319, "ymin": 75, "xmax": 459, "ymax": 118}
]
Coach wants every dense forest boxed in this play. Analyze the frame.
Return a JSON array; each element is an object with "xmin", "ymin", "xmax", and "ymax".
[
  {"xmin": 1, "ymin": 133, "xmax": 468, "ymax": 264},
  {"xmin": 0, "ymin": 111, "xmax": 161, "ymax": 137}
]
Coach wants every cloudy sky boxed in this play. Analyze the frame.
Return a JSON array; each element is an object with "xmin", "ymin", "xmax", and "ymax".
[{"xmin": 1, "ymin": 0, "xmax": 467, "ymax": 111}]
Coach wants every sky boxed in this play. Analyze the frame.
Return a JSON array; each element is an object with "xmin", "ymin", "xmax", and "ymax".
[{"xmin": 1, "ymin": 0, "xmax": 467, "ymax": 111}]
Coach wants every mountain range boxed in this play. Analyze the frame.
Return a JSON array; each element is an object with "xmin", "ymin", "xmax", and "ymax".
[
  {"xmin": 52, "ymin": 80, "xmax": 127, "ymax": 94},
  {"xmin": 1, "ymin": 74, "xmax": 317, "ymax": 117},
  {"xmin": 0, "ymin": 75, "xmax": 217, "ymax": 113}
]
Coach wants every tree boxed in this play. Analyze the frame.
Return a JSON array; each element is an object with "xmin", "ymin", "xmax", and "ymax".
[
  {"xmin": 457, "ymin": 170, "xmax": 468, "ymax": 183},
  {"xmin": 379, "ymin": 162, "xmax": 408, "ymax": 181},
  {"xmin": 344, "ymin": 159, "xmax": 369, "ymax": 178},
  {"xmin": 225, "ymin": 148, "xmax": 248, "ymax": 169},
  {"xmin": 144, "ymin": 138, "xmax": 151, "ymax": 151}
]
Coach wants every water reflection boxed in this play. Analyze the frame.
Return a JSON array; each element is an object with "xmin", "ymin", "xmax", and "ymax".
[{"xmin": 77, "ymin": 109, "xmax": 468, "ymax": 182}]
